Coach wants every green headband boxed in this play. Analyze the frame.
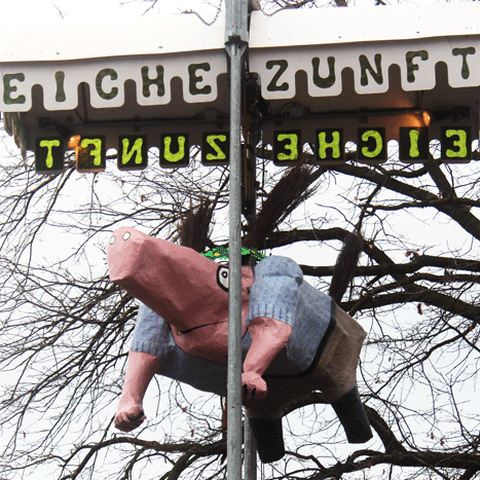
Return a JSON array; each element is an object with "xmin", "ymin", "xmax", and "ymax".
[{"xmin": 201, "ymin": 246, "xmax": 266, "ymax": 262}]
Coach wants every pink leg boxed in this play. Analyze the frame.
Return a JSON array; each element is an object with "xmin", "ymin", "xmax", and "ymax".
[
  {"xmin": 115, "ymin": 351, "xmax": 159, "ymax": 432},
  {"xmin": 242, "ymin": 316, "xmax": 292, "ymax": 400}
]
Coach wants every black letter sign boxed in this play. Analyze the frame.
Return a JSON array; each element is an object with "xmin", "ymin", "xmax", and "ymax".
[
  {"xmin": 202, "ymin": 133, "xmax": 229, "ymax": 165},
  {"xmin": 399, "ymin": 127, "xmax": 429, "ymax": 163},
  {"xmin": 35, "ymin": 137, "xmax": 64, "ymax": 174}
]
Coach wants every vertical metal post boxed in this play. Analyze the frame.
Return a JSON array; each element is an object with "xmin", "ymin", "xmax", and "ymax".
[
  {"xmin": 225, "ymin": 1, "xmax": 248, "ymax": 480},
  {"xmin": 243, "ymin": 74, "xmax": 259, "ymax": 480},
  {"xmin": 244, "ymin": 417, "xmax": 257, "ymax": 480}
]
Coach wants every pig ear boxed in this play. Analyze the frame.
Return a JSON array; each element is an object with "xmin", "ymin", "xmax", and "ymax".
[{"xmin": 217, "ymin": 265, "xmax": 229, "ymax": 292}]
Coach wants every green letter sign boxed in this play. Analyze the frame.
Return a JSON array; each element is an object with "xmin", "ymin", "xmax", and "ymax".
[
  {"xmin": 399, "ymin": 127, "xmax": 429, "ymax": 162},
  {"xmin": 76, "ymin": 136, "xmax": 106, "ymax": 172},
  {"xmin": 188, "ymin": 63, "xmax": 212, "ymax": 96},
  {"xmin": 273, "ymin": 131, "xmax": 301, "ymax": 165},
  {"xmin": 316, "ymin": 129, "xmax": 344, "ymax": 163},
  {"xmin": 33, "ymin": 122, "xmax": 476, "ymax": 174},
  {"xmin": 35, "ymin": 138, "xmax": 64, "ymax": 174},
  {"xmin": 161, "ymin": 134, "xmax": 189, "ymax": 167},
  {"xmin": 3, "ymin": 73, "xmax": 26, "ymax": 105},
  {"xmin": 358, "ymin": 128, "xmax": 386, "ymax": 162},
  {"xmin": 118, "ymin": 136, "xmax": 147, "ymax": 170},
  {"xmin": 202, "ymin": 133, "xmax": 229, "ymax": 165},
  {"xmin": 96, "ymin": 69, "xmax": 118, "ymax": 100},
  {"xmin": 441, "ymin": 127, "xmax": 471, "ymax": 162}
]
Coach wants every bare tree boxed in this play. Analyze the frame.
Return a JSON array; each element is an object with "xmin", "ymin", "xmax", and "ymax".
[
  {"xmin": 2, "ymin": 116, "xmax": 480, "ymax": 479},
  {"xmin": 1, "ymin": 0, "xmax": 480, "ymax": 479}
]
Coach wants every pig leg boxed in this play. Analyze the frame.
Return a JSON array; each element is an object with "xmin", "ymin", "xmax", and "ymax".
[{"xmin": 115, "ymin": 350, "xmax": 159, "ymax": 432}]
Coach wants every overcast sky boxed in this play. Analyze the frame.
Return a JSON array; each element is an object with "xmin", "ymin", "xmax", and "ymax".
[
  {"xmin": 1, "ymin": 0, "xmax": 215, "ymax": 20},
  {"xmin": 3, "ymin": 0, "xmax": 462, "ymax": 22}
]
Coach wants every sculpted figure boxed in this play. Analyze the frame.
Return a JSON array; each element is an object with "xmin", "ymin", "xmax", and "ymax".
[{"xmin": 107, "ymin": 226, "xmax": 372, "ymax": 463}]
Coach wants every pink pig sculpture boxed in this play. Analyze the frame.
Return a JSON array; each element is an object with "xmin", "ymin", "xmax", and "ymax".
[{"xmin": 107, "ymin": 226, "xmax": 372, "ymax": 463}]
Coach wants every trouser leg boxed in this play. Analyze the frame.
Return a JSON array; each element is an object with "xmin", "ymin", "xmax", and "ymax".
[{"xmin": 313, "ymin": 305, "xmax": 372, "ymax": 443}]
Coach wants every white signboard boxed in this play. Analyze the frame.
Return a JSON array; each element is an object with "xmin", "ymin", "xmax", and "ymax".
[{"xmin": 0, "ymin": 3, "xmax": 478, "ymax": 170}]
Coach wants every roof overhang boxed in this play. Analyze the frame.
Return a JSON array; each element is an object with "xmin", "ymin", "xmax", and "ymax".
[{"xmin": 1, "ymin": 3, "xmax": 479, "ymax": 169}]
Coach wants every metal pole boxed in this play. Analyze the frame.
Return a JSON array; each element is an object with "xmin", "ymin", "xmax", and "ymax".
[
  {"xmin": 225, "ymin": 1, "xmax": 248, "ymax": 479},
  {"xmin": 243, "ymin": 75, "xmax": 259, "ymax": 480},
  {"xmin": 244, "ymin": 417, "xmax": 257, "ymax": 480}
]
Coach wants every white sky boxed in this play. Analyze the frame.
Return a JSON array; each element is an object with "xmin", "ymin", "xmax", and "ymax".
[
  {"xmin": 2, "ymin": 0, "xmax": 465, "ymax": 22},
  {"xmin": 1, "ymin": 0, "xmax": 214, "ymax": 20}
]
